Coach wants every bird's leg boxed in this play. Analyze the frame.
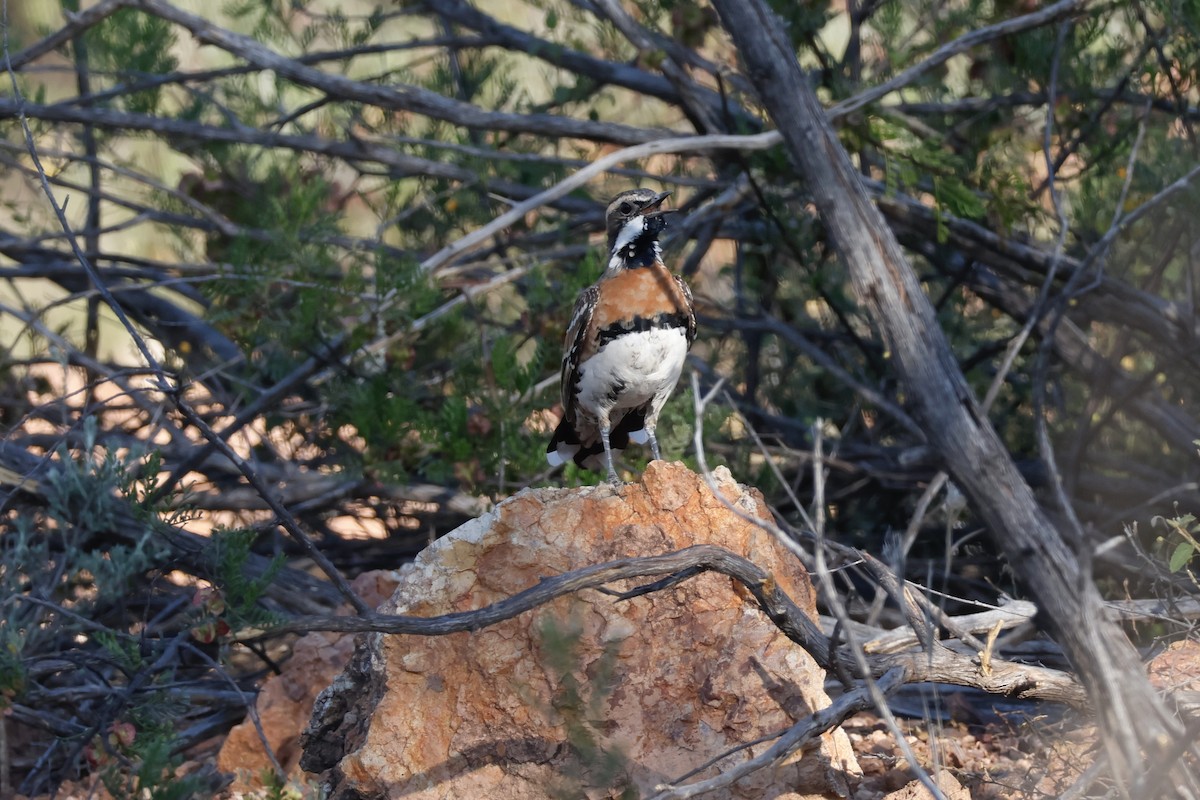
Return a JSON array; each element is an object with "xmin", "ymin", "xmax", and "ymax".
[
  {"xmin": 644, "ymin": 402, "xmax": 666, "ymax": 463},
  {"xmin": 648, "ymin": 429, "xmax": 662, "ymax": 462},
  {"xmin": 599, "ymin": 422, "xmax": 621, "ymax": 484}
]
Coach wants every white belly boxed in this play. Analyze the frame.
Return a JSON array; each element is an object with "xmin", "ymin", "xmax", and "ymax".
[{"xmin": 575, "ymin": 327, "xmax": 689, "ymax": 417}]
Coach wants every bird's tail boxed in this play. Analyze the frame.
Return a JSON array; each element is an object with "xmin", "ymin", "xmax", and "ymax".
[{"xmin": 546, "ymin": 409, "xmax": 647, "ymax": 472}]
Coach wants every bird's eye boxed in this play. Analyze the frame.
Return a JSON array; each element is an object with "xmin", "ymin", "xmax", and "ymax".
[{"xmin": 618, "ymin": 202, "xmax": 633, "ymax": 215}]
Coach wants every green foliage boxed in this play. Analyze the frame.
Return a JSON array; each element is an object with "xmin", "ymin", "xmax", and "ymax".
[
  {"xmin": 873, "ymin": 115, "xmax": 992, "ymax": 241},
  {"xmin": 82, "ymin": 8, "xmax": 178, "ymax": 114},
  {"xmin": 1153, "ymin": 508, "xmax": 1200, "ymax": 575},
  {"xmin": 207, "ymin": 527, "xmax": 284, "ymax": 630},
  {"xmin": 0, "ymin": 624, "xmax": 26, "ymax": 708},
  {"xmin": 40, "ymin": 420, "xmax": 172, "ymax": 604},
  {"xmin": 98, "ymin": 722, "xmax": 207, "ymax": 800},
  {"xmin": 252, "ymin": 769, "xmax": 313, "ymax": 800}
]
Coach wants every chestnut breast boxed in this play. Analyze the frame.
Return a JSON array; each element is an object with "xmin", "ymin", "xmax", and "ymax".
[{"xmin": 588, "ymin": 264, "xmax": 690, "ymax": 346}]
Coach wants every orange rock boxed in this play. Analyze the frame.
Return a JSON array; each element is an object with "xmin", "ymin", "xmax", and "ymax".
[
  {"xmin": 216, "ymin": 570, "xmax": 399, "ymax": 792},
  {"xmin": 1148, "ymin": 638, "xmax": 1200, "ymax": 694},
  {"xmin": 301, "ymin": 463, "xmax": 859, "ymax": 798},
  {"xmin": 1147, "ymin": 638, "xmax": 1200, "ymax": 719}
]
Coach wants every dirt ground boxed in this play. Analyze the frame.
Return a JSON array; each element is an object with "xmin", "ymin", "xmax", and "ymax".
[{"xmin": 842, "ymin": 705, "xmax": 1095, "ymax": 799}]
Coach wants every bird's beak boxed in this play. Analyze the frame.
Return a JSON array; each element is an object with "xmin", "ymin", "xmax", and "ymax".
[{"xmin": 640, "ymin": 191, "xmax": 672, "ymax": 215}]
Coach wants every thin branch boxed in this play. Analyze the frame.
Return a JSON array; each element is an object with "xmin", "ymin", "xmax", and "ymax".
[
  {"xmin": 6, "ymin": 0, "xmax": 131, "ymax": 70},
  {"xmin": 4, "ymin": 30, "xmax": 168, "ymax": 386},
  {"xmin": 647, "ymin": 668, "xmax": 906, "ymax": 799},
  {"xmin": 829, "ymin": 0, "xmax": 1093, "ymax": 119},
  {"xmin": 417, "ymin": 131, "xmax": 782, "ymax": 274},
  {"xmin": 131, "ymin": 0, "xmax": 665, "ymax": 146}
]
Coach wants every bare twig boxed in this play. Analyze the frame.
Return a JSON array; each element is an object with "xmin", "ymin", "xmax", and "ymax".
[
  {"xmin": 647, "ymin": 668, "xmax": 906, "ymax": 799},
  {"xmin": 132, "ymin": 0, "xmax": 664, "ymax": 146}
]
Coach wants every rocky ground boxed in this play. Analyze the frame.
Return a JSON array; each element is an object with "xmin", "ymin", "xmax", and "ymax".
[{"xmin": 26, "ymin": 704, "xmax": 1098, "ymax": 800}]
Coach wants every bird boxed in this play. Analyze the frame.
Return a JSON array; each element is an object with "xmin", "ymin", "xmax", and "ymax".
[{"xmin": 546, "ymin": 188, "xmax": 696, "ymax": 483}]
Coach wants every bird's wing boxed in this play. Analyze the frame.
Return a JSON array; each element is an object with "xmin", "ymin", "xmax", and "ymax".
[
  {"xmin": 673, "ymin": 274, "xmax": 697, "ymax": 346},
  {"xmin": 560, "ymin": 285, "xmax": 598, "ymax": 414}
]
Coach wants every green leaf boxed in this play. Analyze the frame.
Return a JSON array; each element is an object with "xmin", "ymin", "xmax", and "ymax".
[{"xmin": 1169, "ymin": 541, "xmax": 1195, "ymax": 573}]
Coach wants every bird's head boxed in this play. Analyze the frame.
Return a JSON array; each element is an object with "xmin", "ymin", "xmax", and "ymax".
[{"xmin": 605, "ymin": 189, "xmax": 673, "ymax": 255}]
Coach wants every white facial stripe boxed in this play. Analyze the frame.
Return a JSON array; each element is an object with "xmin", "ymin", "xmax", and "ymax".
[{"xmin": 612, "ymin": 215, "xmax": 646, "ymax": 254}]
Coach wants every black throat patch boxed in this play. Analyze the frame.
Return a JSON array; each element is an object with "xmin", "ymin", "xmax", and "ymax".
[
  {"xmin": 619, "ymin": 235, "xmax": 660, "ymax": 268},
  {"xmin": 615, "ymin": 214, "xmax": 667, "ymax": 268}
]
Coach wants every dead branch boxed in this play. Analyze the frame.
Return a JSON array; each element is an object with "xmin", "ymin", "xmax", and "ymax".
[
  {"xmin": 647, "ymin": 668, "xmax": 907, "ymax": 800},
  {"xmin": 707, "ymin": 0, "xmax": 1181, "ymax": 786},
  {"xmin": 260, "ymin": 543, "xmax": 1087, "ymax": 708},
  {"xmin": 132, "ymin": 0, "xmax": 665, "ymax": 146}
]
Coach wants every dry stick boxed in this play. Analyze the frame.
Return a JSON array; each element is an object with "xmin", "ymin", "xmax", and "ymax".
[
  {"xmin": 1080, "ymin": 160, "xmax": 1200, "ymax": 274},
  {"xmin": 312, "ymin": 262, "xmax": 535, "ymax": 385},
  {"xmin": 873, "ymin": 180, "xmax": 1200, "ymax": 373},
  {"xmin": 338, "ymin": 0, "xmax": 1099, "ymax": 377},
  {"xmin": 895, "ymin": 87, "xmax": 1200, "ymax": 119},
  {"xmin": 309, "ymin": 131, "xmax": 781, "ymax": 381},
  {"xmin": 9, "ymin": 0, "xmax": 1091, "ymax": 285},
  {"xmin": 180, "ymin": 642, "xmax": 287, "ymax": 784},
  {"xmin": 16, "ymin": 593, "xmax": 289, "ymax": 786},
  {"xmin": 590, "ymin": 0, "xmax": 726, "ymax": 134},
  {"xmin": 0, "ymin": 300, "xmax": 195, "ymax": 452},
  {"xmin": 714, "ymin": 380, "xmax": 984, "ymax": 654},
  {"xmin": 718, "ymin": 387, "xmax": 818, "ymax": 533},
  {"xmin": 420, "ymin": 0, "xmax": 1090, "ymax": 277},
  {"xmin": 429, "ymin": 0, "xmax": 688, "ymax": 106},
  {"xmin": 686, "ymin": 378, "xmax": 942, "ymax": 795},
  {"xmin": 171, "ymin": 402, "xmax": 370, "ymax": 615},
  {"xmin": 256, "ymin": 541, "xmax": 1086, "ymax": 702},
  {"xmin": 896, "ymin": 26, "xmax": 1121, "ymax": 563},
  {"xmin": 2, "ymin": 0, "xmax": 1104, "ymax": 391},
  {"xmin": 4, "ymin": 29, "xmax": 167, "ymax": 385},
  {"xmin": 1030, "ymin": 22, "xmax": 1090, "ymax": 550},
  {"xmin": 1129, "ymin": 716, "xmax": 1200, "ymax": 800},
  {"xmin": 0, "ymin": 698, "xmax": 7, "ymax": 799},
  {"xmin": 5, "ymin": 0, "xmax": 131, "ymax": 70},
  {"xmin": 707, "ymin": 0, "xmax": 1180, "ymax": 788},
  {"xmin": 417, "ymin": 131, "xmax": 781, "ymax": 275},
  {"xmin": 652, "ymin": 724, "xmax": 793, "ymax": 789},
  {"xmin": 857, "ymin": 549, "xmax": 988, "ymax": 652},
  {"xmin": 1057, "ymin": 756, "xmax": 1111, "ymax": 800},
  {"xmin": 132, "ymin": 0, "xmax": 661, "ymax": 147},
  {"xmin": 862, "ymin": 599, "xmax": 1037, "ymax": 655},
  {"xmin": 72, "ymin": 23, "xmax": 102, "ymax": 418},
  {"xmin": 0, "ymin": 139, "xmax": 242, "ymax": 235},
  {"xmin": 0, "ymin": 98, "xmax": 593, "ymax": 214},
  {"xmin": 647, "ymin": 668, "xmax": 906, "ymax": 800},
  {"xmin": 809, "ymin": 422, "xmax": 946, "ymax": 800},
  {"xmin": 828, "ymin": 0, "xmax": 1092, "ymax": 119},
  {"xmin": 152, "ymin": 344, "xmax": 342, "ymax": 500},
  {"xmin": 37, "ymin": 631, "xmax": 189, "ymax": 798},
  {"xmin": 725, "ymin": 315, "xmax": 923, "ymax": 438}
]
